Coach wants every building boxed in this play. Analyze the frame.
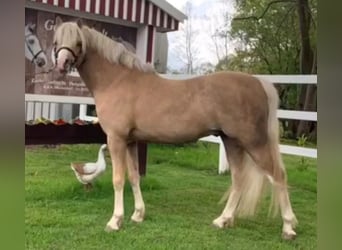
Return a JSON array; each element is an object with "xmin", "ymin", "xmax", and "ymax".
[{"xmin": 25, "ymin": 0, "xmax": 186, "ymax": 121}]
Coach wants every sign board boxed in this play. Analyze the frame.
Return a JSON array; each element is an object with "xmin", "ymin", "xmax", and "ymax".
[{"xmin": 25, "ymin": 8, "xmax": 137, "ymax": 97}]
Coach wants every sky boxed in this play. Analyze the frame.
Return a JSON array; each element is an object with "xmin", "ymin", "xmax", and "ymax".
[{"xmin": 165, "ymin": 0, "xmax": 236, "ymax": 71}]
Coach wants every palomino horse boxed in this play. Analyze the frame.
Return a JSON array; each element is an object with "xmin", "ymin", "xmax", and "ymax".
[
  {"xmin": 25, "ymin": 23, "xmax": 47, "ymax": 67},
  {"xmin": 53, "ymin": 17, "xmax": 297, "ymax": 239}
]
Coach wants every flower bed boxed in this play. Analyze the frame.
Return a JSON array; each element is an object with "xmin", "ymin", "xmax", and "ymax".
[{"xmin": 25, "ymin": 123, "xmax": 106, "ymax": 145}]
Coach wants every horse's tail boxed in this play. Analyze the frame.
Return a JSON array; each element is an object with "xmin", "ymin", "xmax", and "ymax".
[
  {"xmin": 234, "ymin": 152, "xmax": 267, "ymax": 217},
  {"xmin": 226, "ymin": 78, "xmax": 284, "ymax": 218},
  {"xmin": 219, "ymin": 77, "xmax": 286, "ymax": 218},
  {"xmin": 259, "ymin": 77, "xmax": 287, "ymax": 217}
]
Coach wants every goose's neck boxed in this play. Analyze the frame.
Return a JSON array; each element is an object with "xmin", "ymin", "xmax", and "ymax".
[{"xmin": 96, "ymin": 148, "xmax": 106, "ymax": 165}]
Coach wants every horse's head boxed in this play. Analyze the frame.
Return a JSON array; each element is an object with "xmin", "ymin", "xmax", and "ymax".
[
  {"xmin": 25, "ymin": 23, "xmax": 47, "ymax": 67},
  {"xmin": 53, "ymin": 17, "xmax": 86, "ymax": 74}
]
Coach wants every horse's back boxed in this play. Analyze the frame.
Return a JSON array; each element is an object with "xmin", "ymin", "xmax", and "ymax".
[
  {"xmin": 189, "ymin": 71, "xmax": 269, "ymax": 116},
  {"xmin": 133, "ymin": 71, "xmax": 270, "ymax": 144}
]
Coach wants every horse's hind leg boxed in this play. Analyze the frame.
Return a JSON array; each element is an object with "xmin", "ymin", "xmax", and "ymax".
[
  {"xmin": 246, "ymin": 143, "xmax": 297, "ymax": 240},
  {"xmin": 213, "ymin": 138, "xmax": 245, "ymax": 228},
  {"xmin": 126, "ymin": 142, "xmax": 145, "ymax": 223}
]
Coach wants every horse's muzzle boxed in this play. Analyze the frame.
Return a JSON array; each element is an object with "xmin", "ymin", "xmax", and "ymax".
[
  {"xmin": 36, "ymin": 57, "xmax": 46, "ymax": 67},
  {"xmin": 56, "ymin": 57, "xmax": 74, "ymax": 74}
]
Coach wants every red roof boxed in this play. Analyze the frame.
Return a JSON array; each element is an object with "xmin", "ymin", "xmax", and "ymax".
[{"xmin": 27, "ymin": 0, "xmax": 186, "ymax": 32}]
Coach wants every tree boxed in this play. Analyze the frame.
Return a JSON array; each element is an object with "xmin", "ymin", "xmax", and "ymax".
[
  {"xmin": 294, "ymin": 0, "xmax": 317, "ymax": 138},
  {"xmin": 209, "ymin": 0, "xmax": 234, "ymax": 69},
  {"xmin": 195, "ymin": 62, "xmax": 215, "ymax": 75},
  {"xmin": 228, "ymin": 0, "xmax": 317, "ymax": 140},
  {"xmin": 170, "ymin": 1, "xmax": 199, "ymax": 74},
  {"xmin": 184, "ymin": 2, "xmax": 197, "ymax": 74}
]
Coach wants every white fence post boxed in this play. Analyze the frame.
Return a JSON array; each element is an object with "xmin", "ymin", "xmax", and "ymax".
[
  {"xmin": 218, "ymin": 142, "xmax": 229, "ymax": 174},
  {"xmin": 79, "ymin": 104, "xmax": 88, "ymax": 120}
]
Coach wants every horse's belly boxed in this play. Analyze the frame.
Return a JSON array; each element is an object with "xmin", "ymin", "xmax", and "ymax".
[
  {"xmin": 131, "ymin": 103, "xmax": 219, "ymax": 143},
  {"xmin": 129, "ymin": 126, "xmax": 213, "ymax": 144}
]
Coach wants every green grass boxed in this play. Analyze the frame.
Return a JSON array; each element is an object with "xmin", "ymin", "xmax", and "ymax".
[
  {"xmin": 280, "ymin": 137, "xmax": 317, "ymax": 149},
  {"xmin": 25, "ymin": 143, "xmax": 317, "ymax": 250}
]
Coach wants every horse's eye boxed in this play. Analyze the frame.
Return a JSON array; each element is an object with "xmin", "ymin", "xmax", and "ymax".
[{"xmin": 28, "ymin": 39, "xmax": 35, "ymax": 45}]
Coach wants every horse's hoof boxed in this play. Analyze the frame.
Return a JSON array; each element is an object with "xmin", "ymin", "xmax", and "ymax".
[
  {"xmin": 212, "ymin": 217, "xmax": 234, "ymax": 228},
  {"xmin": 131, "ymin": 209, "xmax": 145, "ymax": 223},
  {"xmin": 105, "ymin": 216, "xmax": 122, "ymax": 232},
  {"xmin": 104, "ymin": 224, "xmax": 119, "ymax": 232},
  {"xmin": 212, "ymin": 218, "xmax": 224, "ymax": 228},
  {"xmin": 282, "ymin": 230, "xmax": 297, "ymax": 240},
  {"xmin": 131, "ymin": 216, "xmax": 144, "ymax": 223},
  {"xmin": 131, "ymin": 214, "xmax": 144, "ymax": 223}
]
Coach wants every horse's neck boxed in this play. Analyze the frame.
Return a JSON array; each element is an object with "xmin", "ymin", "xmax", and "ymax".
[{"xmin": 77, "ymin": 51, "xmax": 129, "ymax": 95}]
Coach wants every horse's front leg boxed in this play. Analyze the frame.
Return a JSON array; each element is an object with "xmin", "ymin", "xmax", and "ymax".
[
  {"xmin": 105, "ymin": 136, "xmax": 127, "ymax": 232},
  {"xmin": 126, "ymin": 142, "xmax": 145, "ymax": 223}
]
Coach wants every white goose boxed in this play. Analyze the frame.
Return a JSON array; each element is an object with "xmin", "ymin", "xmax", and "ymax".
[{"xmin": 70, "ymin": 144, "xmax": 107, "ymax": 190}]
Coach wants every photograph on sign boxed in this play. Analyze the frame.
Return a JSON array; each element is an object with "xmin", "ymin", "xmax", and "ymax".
[{"xmin": 25, "ymin": 8, "xmax": 136, "ymax": 97}]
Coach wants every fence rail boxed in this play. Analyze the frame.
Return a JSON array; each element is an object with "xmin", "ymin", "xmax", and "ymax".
[{"xmin": 25, "ymin": 74, "xmax": 317, "ymax": 173}]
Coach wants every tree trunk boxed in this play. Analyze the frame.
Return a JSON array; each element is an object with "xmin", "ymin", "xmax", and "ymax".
[
  {"xmin": 295, "ymin": 0, "xmax": 317, "ymax": 139},
  {"xmin": 297, "ymin": 0, "xmax": 313, "ymax": 74}
]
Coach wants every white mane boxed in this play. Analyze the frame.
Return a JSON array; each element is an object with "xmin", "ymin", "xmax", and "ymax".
[{"xmin": 84, "ymin": 27, "xmax": 155, "ymax": 73}]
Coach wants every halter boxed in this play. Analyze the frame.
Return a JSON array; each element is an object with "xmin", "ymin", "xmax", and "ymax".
[
  {"xmin": 34, "ymin": 45, "xmax": 81, "ymax": 75},
  {"xmin": 25, "ymin": 34, "xmax": 44, "ymax": 64},
  {"xmin": 54, "ymin": 45, "xmax": 85, "ymax": 68}
]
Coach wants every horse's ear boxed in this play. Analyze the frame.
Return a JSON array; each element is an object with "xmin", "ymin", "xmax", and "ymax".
[
  {"xmin": 76, "ymin": 18, "xmax": 83, "ymax": 28},
  {"xmin": 55, "ymin": 16, "xmax": 63, "ymax": 27},
  {"xmin": 27, "ymin": 23, "xmax": 36, "ymax": 33},
  {"xmin": 29, "ymin": 23, "xmax": 36, "ymax": 31}
]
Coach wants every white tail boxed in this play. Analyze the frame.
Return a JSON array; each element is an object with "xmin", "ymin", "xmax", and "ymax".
[
  {"xmin": 218, "ymin": 152, "xmax": 268, "ymax": 217},
  {"xmin": 259, "ymin": 78, "xmax": 287, "ymax": 217},
  {"xmin": 235, "ymin": 153, "xmax": 268, "ymax": 217},
  {"xmin": 223, "ymin": 78, "xmax": 285, "ymax": 218}
]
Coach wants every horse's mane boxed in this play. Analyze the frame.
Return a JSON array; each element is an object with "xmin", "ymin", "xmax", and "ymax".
[
  {"xmin": 81, "ymin": 25, "xmax": 155, "ymax": 73},
  {"xmin": 112, "ymin": 36, "xmax": 136, "ymax": 53}
]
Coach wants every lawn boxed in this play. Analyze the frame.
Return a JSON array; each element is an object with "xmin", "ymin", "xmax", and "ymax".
[{"xmin": 25, "ymin": 143, "xmax": 317, "ymax": 250}]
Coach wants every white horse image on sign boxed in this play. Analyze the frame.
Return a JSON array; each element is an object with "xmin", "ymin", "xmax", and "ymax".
[{"xmin": 25, "ymin": 23, "xmax": 47, "ymax": 67}]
